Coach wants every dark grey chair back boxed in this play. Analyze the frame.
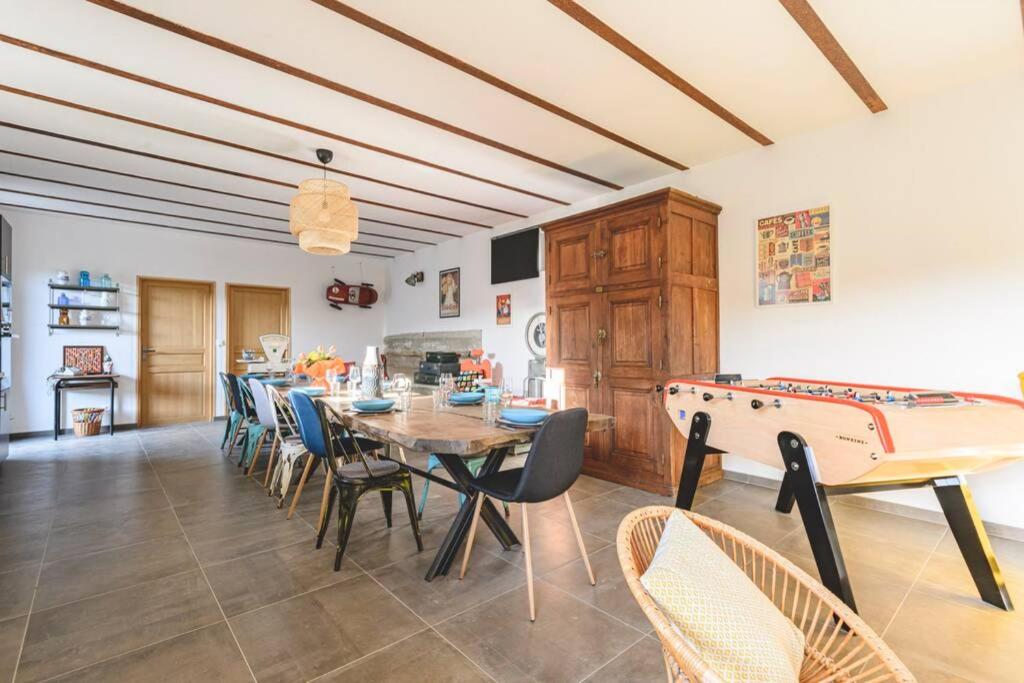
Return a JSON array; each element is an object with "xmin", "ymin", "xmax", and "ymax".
[{"xmin": 513, "ymin": 408, "xmax": 588, "ymax": 503}]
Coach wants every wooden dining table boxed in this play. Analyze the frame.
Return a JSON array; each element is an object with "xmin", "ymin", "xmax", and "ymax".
[{"xmin": 318, "ymin": 393, "xmax": 614, "ymax": 581}]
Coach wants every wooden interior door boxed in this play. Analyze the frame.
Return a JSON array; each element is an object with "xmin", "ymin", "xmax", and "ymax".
[
  {"xmin": 226, "ymin": 284, "xmax": 290, "ymax": 376},
  {"xmin": 138, "ymin": 277, "xmax": 215, "ymax": 426}
]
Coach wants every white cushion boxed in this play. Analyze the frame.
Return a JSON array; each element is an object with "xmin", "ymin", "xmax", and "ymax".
[{"xmin": 640, "ymin": 510, "xmax": 804, "ymax": 682}]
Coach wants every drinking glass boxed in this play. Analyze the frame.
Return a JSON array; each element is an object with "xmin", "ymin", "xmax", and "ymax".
[
  {"xmin": 483, "ymin": 386, "xmax": 501, "ymax": 425},
  {"xmin": 392, "ymin": 373, "xmax": 412, "ymax": 411},
  {"xmin": 348, "ymin": 365, "xmax": 361, "ymax": 394},
  {"xmin": 431, "ymin": 388, "xmax": 444, "ymax": 411},
  {"xmin": 500, "ymin": 379, "xmax": 514, "ymax": 407}
]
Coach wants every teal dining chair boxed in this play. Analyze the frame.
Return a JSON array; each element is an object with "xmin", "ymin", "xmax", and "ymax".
[
  {"xmin": 237, "ymin": 379, "xmax": 266, "ymax": 470},
  {"xmin": 418, "ymin": 453, "xmax": 509, "ymax": 520},
  {"xmin": 218, "ymin": 372, "xmax": 242, "ymax": 450}
]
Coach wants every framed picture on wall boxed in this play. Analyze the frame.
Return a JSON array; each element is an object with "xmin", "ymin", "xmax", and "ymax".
[
  {"xmin": 756, "ymin": 205, "xmax": 831, "ymax": 306},
  {"xmin": 439, "ymin": 267, "xmax": 461, "ymax": 318},
  {"xmin": 496, "ymin": 294, "xmax": 511, "ymax": 325}
]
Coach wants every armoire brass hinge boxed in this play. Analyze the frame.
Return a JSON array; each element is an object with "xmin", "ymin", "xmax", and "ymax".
[
  {"xmin": 657, "ymin": 256, "xmax": 663, "ymax": 271},
  {"xmin": 656, "ymin": 216, "xmax": 663, "ymax": 228},
  {"xmin": 658, "ymin": 292, "xmax": 663, "ymax": 309}
]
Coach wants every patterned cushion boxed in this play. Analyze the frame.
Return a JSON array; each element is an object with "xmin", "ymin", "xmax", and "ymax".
[{"xmin": 640, "ymin": 511, "xmax": 804, "ymax": 682}]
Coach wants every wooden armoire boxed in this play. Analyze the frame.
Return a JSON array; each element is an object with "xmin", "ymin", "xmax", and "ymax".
[{"xmin": 542, "ymin": 188, "xmax": 722, "ymax": 495}]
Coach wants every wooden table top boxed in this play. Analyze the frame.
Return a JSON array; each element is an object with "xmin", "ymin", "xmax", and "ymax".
[{"xmin": 318, "ymin": 394, "xmax": 614, "ymax": 456}]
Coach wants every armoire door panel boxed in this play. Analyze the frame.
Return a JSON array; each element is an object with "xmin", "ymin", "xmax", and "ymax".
[
  {"xmin": 668, "ymin": 284, "xmax": 694, "ymax": 376},
  {"xmin": 562, "ymin": 381, "xmax": 604, "ymax": 459},
  {"xmin": 547, "ymin": 222, "xmax": 598, "ymax": 294},
  {"xmin": 604, "ymin": 286, "xmax": 663, "ymax": 379},
  {"xmin": 603, "ymin": 380, "xmax": 663, "ymax": 477},
  {"xmin": 693, "ymin": 288, "xmax": 718, "ymax": 374},
  {"xmin": 548, "ymin": 293, "xmax": 599, "ymax": 375},
  {"xmin": 602, "ymin": 207, "xmax": 661, "ymax": 286},
  {"xmin": 693, "ymin": 220, "xmax": 717, "ymax": 279}
]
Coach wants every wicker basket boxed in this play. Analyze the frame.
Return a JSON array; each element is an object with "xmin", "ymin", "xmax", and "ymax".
[
  {"xmin": 71, "ymin": 408, "xmax": 105, "ymax": 437},
  {"xmin": 617, "ymin": 505, "xmax": 916, "ymax": 682}
]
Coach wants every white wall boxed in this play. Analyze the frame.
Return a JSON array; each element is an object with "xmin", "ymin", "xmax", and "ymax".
[
  {"xmin": 8, "ymin": 208, "xmax": 390, "ymax": 433},
  {"xmin": 384, "ymin": 231, "xmax": 546, "ymax": 393},
  {"xmin": 385, "ymin": 71, "xmax": 1024, "ymax": 528}
]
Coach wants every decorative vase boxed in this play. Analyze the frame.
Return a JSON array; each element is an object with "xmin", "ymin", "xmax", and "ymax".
[
  {"xmin": 361, "ymin": 345, "xmax": 383, "ymax": 399},
  {"xmin": 79, "ymin": 270, "xmax": 90, "ymax": 287}
]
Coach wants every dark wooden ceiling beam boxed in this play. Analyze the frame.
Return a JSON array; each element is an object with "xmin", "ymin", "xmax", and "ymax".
[
  {"xmin": 0, "ymin": 187, "xmax": 415, "ymax": 252},
  {"xmin": 0, "ymin": 34, "xmax": 567, "ymax": 207},
  {"xmin": 85, "ymin": 0, "xmax": 623, "ymax": 190},
  {"xmin": 547, "ymin": 0, "xmax": 773, "ymax": 146},
  {"xmin": 776, "ymin": 0, "xmax": 886, "ymax": 113},
  {"xmin": 0, "ymin": 171, "xmax": 437, "ymax": 245},
  {"xmin": 0, "ymin": 119, "xmax": 492, "ymax": 229},
  {"xmin": 0, "ymin": 81, "xmax": 525, "ymax": 218},
  {"xmin": 310, "ymin": 0, "xmax": 688, "ymax": 171},
  {"xmin": 0, "ymin": 202, "xmax": 393, "ymax": 257},
  {"xmin": 0, "ymin": 148, "xmax": 461, "ymax": 237}
]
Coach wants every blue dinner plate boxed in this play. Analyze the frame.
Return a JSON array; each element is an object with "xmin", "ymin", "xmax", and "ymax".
[
  {"xmin": 499, "ymin": 408, "xmax": 548, "ymax": 425},
  {"xmin": 353, "ymin": 399, "xmax": 395, "ymax": 412},
  {"xmin": 291, "ymin": 386, "xmax": 325, "ymax": 396},
  {"xmin": 260, "ymin": 378, "xmax": 289, "ymax": 386},
  {"xmin": 449, "ymin": 392, "xmax": 484, "ymax": 404}
]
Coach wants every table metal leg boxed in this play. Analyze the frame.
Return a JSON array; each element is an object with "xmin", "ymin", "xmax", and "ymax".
[
  {"xmin": 109, "ymin": 381, "xmax": 116, "ymax": 436},
  {"xmin": 54, "ymin": 385, "xmax": 61, "ymax": 440},
  {"xmin": 675, "ymin": 411, "xmax": 711, "ymax": 510},
  {"xmin": 424, "ymin": 448, "xmax": 519, "ymax": 581},
  {"xmin": 933, "ymin": 476, "xmax": 1013, "ymax": 610}
]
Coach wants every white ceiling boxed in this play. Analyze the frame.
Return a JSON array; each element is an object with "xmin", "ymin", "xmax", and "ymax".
[{"xmin": 0, "ymin": 0, "xmax": 1020, "ymax": 257}]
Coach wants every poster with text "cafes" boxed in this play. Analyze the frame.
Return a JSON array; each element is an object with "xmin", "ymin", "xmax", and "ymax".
[{"xmin": 756, "ymin": 205, "xmax": 831, "ymax": 306}]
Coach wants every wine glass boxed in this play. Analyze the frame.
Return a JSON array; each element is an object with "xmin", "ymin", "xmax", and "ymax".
[
  {"xmin": 500, "ymin": 379, "xmax": 514, "ymax": 407},
  {"xmin": 348, "ymin": 365, "xmax": 361, "ymax": 393}
]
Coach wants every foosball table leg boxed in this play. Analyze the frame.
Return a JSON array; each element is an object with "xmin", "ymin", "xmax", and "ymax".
[
  {"xmin": 932, "ymin": 476, "xmax": 1014, "ymax": 610},
  {"xmin": 675, "ymin": 412, "xmax": 711, "ymax": 510},
  {"xmin": 774, "ymin": 472, "xmax": 797, "ymax": 514},
  {"xmin": 777, "ymin": 431, "xmax": 859, "ymax": 613}
]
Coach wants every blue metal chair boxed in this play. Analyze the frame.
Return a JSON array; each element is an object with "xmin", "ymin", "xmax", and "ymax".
[
  {"xmin": 289, "ymin": 390, "xmax": 422, "ymax": 570},
  {"xmin": 237, "ymin": 380, "xmax": 266, "ymax": 470},
  {"xmin": 218, "ymin": 372, "xmax": 242, "ymax": 449},
  {"xmin": 221, "ymin": 373, "xmax": 250, "ymax": 460}
]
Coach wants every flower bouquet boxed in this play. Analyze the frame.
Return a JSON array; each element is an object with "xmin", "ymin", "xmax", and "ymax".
[{"xmin": 294, "ymin": 345, "xmax": 350, "ymax": 387}]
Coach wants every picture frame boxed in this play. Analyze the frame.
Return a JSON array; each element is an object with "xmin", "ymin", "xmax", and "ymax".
[
  {"xmin": 439, "ymin": 267, "xmax": 461, "ymax": 318},
  {"xmin": 755, "ymin": 205, "xmax": 832, "ymax": 307},
  {"xmin": 496, "ymin": 294, "xmax": 511, "ymax": 325},
  {"xmin": 63, "ymin": 345, "xmax": 104, "ymax": 374}
]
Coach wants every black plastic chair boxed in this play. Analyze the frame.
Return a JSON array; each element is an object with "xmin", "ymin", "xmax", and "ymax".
[
  {"xmin": 289, "ymin": 390, "xmax": 422, "ymax": 571},
  {"xmin": 459, "ymin": 407, "xmax": 595, "ymax": 621}
]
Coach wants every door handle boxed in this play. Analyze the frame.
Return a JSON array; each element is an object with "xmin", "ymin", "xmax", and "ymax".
[
  {"xmin": 591, "ymin": 249, "xmax": 607, "ymax": 260},
  {"xmin": 141, "ymin": 347, "xmax": 156, "ymax": 355},
  {"xmin": 592, "ymin": 370, "xmax": 602, "ymax": 387},
  {"xmin": 595, "ymin": 328, "xmax": 607, "ymax": 345}
]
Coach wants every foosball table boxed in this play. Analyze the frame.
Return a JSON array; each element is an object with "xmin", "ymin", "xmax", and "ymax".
[{"xmin": 664, "ymin": 376, "xmax": 1024, "ymax": 612}]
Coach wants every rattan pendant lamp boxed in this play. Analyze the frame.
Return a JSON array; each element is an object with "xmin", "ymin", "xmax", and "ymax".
[{"xmin": 289, "ymin": 148, "xmax": 358, "ymax": 255}]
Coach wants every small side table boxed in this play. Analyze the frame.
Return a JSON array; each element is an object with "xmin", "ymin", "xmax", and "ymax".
[{"xmin": 51, "ymin": 374, "xmax": 119, "ymax": 440}]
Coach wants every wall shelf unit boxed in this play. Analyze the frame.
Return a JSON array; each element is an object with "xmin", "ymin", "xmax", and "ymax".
[{"xmin": 48, "ymin": 282, "xmax": 121, "ymax": 335}]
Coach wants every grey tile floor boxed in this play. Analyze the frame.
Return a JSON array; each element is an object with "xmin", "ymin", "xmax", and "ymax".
[{"xmin": 0, "ymin": 422, "xmax": 1021, "ymax": 681}]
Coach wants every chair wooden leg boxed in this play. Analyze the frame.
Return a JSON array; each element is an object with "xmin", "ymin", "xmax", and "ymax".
[
  {"xmin": 564, "ymin": 492, "xmax": 596, "ymax": 586},
  {"xmin": 287, "ymin": 454, "xmax": 317, "ymax": 520},
  {"xmin": 522, "ymin": 503, "xmax": 535, "ymax": 621},
  {"xmin": 459, "ymin": 493, "xmax": 486, "ymax": 580},
  {"xmin": 245, "ymin": 430, "xmax": 268, "ymax": 477},
  {"xmin": 262, "ymin": 435, "xmax": 280, "ymax": 489},
  {"xmin": 662, "ymin": 650, "xmax": 674, "ymax": 683}
]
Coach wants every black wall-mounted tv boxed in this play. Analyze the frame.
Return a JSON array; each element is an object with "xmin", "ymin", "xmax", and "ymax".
[{"xmin": 490, "ymin": 228, "xmax": 539, "ymax": 284}]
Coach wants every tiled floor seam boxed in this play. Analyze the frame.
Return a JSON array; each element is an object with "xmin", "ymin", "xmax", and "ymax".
[
  {"xmin": 25, "ymin": 566, "xmax": 201, "ymax": 616},
  {"xmin": 135, "ymin": 433, "xmax": 259, "ymax": 683},
  {"xmin": 10, "ymin": 503, "xmax": 58, "ymax": 683},
  {"xmin": 536, "ymin": 576, "xmax": 650, "ymax": 637},
  {"xmin": 31, "ymin": 622, "xmax": 226, "ymax": 683},
  {"xmin": 39, "ymin": 528, "xmax": 185, "ymax": 567},
  {"xmin": 880, "ymin": 528, "xmax": 948, "ymax": 639},
  {"xmin": 577, "ymin": 632, "xmax": 650, "ymax": 682},
  {"xmin": 302, "ymin": 626, "xmax": 432, "ymax": 683},
  {"xmin": 352, "ymin": 556, "xmax": 500, "ymax": 683}
]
